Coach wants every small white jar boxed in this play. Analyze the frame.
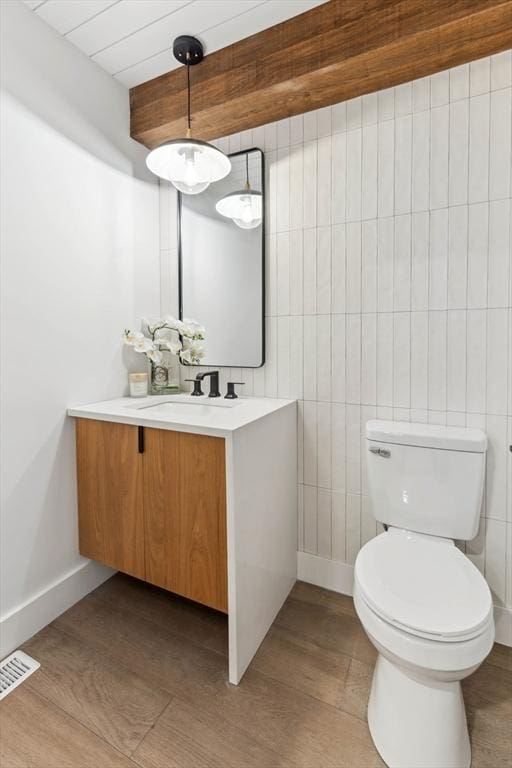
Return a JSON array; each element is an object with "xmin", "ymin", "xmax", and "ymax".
[{"xmin": 129, "ymin": 372, "xmax": 148, "ymax": 397}]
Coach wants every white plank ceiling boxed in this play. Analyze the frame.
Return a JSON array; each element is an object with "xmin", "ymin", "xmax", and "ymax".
[{"xmin": 23, "ymin": 0, "xmax": 329, "ymax": 88}]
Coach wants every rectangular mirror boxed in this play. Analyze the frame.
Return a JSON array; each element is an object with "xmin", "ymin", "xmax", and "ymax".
[{"xmin": 178, "ymin": 147, "xmax": 265, "ymax": 368}]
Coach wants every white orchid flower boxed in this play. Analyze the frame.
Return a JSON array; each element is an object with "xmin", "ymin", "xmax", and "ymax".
[
  {"xmin": 179, "ymin": 347, "xmax": 193, "ymax": 364},
  {"xmin": 158, "ymin": 338, "xmax": 183, "ymax": 355},
  {"xmin": 133, "ymin": 336, "xmax": 155, "ymax": 354},
  {"xmin": 147, "ymin": 322, "xmax": 163, "ymax": 336},
  {"xmin": 163, "ymin": 315, "xmax": 181, "ymax": 331},
  {"xmin": 180, "ymin": 337, "xmax": 205, "ymax": 364},
  {"xmin": 123, "ymin": 317, "xmax": 205, "ymax": 366},
  {"xmin": 124, "ymin": 330, "xmax": 146, "ymax": 346},
  {"xmin": 147, "ymin": 348, "xmax": 163, "ymax": 365},
  {"xmin": 181, "ymin": 319, "xmax": 206, "ymax": 340}
]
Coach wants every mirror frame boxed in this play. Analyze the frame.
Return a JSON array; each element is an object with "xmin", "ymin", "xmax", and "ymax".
[{"xmin": 177, "ymin": 147, "xmax": 266, "ymax": 368}]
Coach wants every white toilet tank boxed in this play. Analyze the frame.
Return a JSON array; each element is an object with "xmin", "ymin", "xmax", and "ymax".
[{"xmin": 366, "ymin": 421, "xmax": 487, "ymax": 540}]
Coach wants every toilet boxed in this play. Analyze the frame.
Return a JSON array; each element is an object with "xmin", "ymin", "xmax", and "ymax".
[{"xmin": 354, "ymin": 420, "xmax": 495, "ymax": 768}]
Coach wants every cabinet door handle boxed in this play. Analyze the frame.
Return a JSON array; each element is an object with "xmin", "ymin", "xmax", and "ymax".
[{"xmin": 138, "ymin": 426, "xmax": 145, "ymax": 454}]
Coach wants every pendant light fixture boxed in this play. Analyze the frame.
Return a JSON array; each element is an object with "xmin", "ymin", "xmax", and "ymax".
[
  {"xmin": 145, "ymin": 36, "xmax": 231, "ymax": 195},
  {"xmin": 215, "ymin": 152, "xmax": 262, "ymax": 229}
]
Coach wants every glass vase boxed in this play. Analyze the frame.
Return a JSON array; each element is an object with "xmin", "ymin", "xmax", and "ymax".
[{"xmin": 149, "ymin": 353, "xmax": 180, "ymax": 395}]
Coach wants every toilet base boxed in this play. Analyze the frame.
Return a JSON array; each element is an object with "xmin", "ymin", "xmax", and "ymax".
[{"xmin": 368, "ymin": 654, "xmax": 471, "ymax": 768}]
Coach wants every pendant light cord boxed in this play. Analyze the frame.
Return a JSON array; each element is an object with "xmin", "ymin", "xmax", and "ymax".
[
  {"xmin": 245, "ymin": 152, "xmax": 250, "ymax": 190},
  {"xmin": 186, "ymin": 54, "xmax": 192, "ymax": 135}
]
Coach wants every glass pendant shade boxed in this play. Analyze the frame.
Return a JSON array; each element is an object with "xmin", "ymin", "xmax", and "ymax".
[
  {"xmin": 215, "ymin": 189, "xmax": 262, "ymax": 229},
  {"xmin": 146, "ymin": 138, "xmax": 231, "ymax": 195}
]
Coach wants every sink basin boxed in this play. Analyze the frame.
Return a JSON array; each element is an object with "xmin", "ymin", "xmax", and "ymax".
[
  {"xmin": 126, "ymin": 394, "xmax": 242, "ymax": 415},
  {"xmin": 138, "ymin": 401, "xmax": 239, "ymax": 418}
]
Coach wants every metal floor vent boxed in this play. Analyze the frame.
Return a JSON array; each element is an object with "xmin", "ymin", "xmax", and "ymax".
[{"xmin": 0, "ymin": 650, "xmax": 40, "ymax": 700}]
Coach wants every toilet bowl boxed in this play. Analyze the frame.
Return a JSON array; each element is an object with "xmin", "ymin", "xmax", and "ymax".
[
  {"xmin": 354, "ymin": 528, "xmax": 494, "ymax": 768},
  {"xmin": 355, "ymin": 420, "xmax": 494, "ymax": 768}
]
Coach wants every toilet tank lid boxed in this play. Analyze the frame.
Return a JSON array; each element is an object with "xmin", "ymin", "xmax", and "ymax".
[{"xmin": 366, "ymin": 420, "xmax": 487, "ymax": 452}]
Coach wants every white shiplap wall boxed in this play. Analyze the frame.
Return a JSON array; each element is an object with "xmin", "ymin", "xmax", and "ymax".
[{"xmin": 160, "ymin": 51, "xmax": 512, "ymax": 641}]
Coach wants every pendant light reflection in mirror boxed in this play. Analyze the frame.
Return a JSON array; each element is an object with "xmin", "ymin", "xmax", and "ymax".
[
  {"xmin": 215, "ymin": 152, "xmax": 262, "ymax": 229},
  {"xmin": 145, "ymin": 36, "xmax": 231, "ymax": 195}
]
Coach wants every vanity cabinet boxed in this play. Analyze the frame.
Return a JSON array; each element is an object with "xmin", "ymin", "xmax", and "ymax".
[
  {"xmin": 75, "ymin": 418, "xmax": 227, "ymax": 612},
  {"xmin": 70, "ymin": 395, "xmax": 297, "ymax": 684}
]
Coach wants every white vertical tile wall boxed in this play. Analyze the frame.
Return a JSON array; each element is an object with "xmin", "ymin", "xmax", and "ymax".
[{"xmin": 161, "ymin": 52, "xmax": 512, "ymax": 621}]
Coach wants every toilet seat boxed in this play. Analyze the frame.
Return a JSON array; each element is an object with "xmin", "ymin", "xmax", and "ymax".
[{"xmin": 354, "ymin": 528, "xmax": 493, "ymax": 642}]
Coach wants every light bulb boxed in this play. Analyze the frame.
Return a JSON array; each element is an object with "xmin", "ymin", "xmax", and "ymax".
[
  {"xmin": 172, "ymin": 145, "xmax": 210, "ymax": 195},
  {"xmin": 233, "ymin": 216, "xmax": 262, "ymax": 229},
  {"xmin": 182, "ymin": 146, "xmax": 201, "ymax": 184},
  {"xmin": 216, "ymin": 188, "xmax": 262, "ymax": 229},
  {"xmin": 173, "ymin": 179, "xmax": 209, "ymax": 195},
  {"xmin": 183, "ymin": 152, "xmax": 199, "ymax": 186},
  {"xmin": 233, "ymin": 194, "xmax": 261, "ymax": 229},
  {"xmin": 241, "ymin": 198, "xmax": 253, "ymax": 223}
]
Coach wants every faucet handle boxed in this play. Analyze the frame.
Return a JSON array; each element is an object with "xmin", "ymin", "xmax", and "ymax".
[
  {"xmin": 185, "ymin": 379, "xmax": 203, "ymax": 396},
  {"xmin": 225, "ymin": 382, "xmax": 245, "ymax": 399}
]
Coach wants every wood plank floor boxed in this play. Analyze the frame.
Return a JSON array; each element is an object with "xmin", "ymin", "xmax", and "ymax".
[{"xmin": 1, "ymin": 575, "xmax": 511, "ymax": 767}]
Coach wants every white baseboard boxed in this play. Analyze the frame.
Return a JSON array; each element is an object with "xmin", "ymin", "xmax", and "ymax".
[
  {"xmin": 297, "ymin": 551, "xmax": 512, "ymax": 648},
  {"xmin": 2, "ymin": 552, "xmax": 510, "ymax": 657},
  {"xmin": 0, "ymin": 560, "xmax": 113, "ymax": 658},
  {"xmin": 298, "ymin": 551, "xmax": 355, "ymax": 596}
]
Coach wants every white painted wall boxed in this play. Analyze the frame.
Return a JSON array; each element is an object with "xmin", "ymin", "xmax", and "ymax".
[
  {"xmin": 161, "ymin": 51, "xmax": 512, "ymax": 644},
  {"xmin": 0, "ymin": 1, "xmax": 160, "ymax": 655}
]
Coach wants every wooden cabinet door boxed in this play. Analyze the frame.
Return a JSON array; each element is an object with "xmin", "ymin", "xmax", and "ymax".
[
  {"xmin": 75, "ymin": 419, "xmax": 145, "ymax": 579},
  {"xmin": 143, "ymin": 428, "xmax": 228, "ymax": 613},
  {"xmin": 142, "ymin": 427, "xmax": 180, "ymax": 590}
]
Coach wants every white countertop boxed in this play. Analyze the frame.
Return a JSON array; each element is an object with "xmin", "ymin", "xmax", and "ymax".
[{"xmin": 68, "ymin": 394, "xmax": 296, "ymax": 437}]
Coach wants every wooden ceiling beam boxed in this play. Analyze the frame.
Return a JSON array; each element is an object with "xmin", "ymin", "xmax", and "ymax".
[{"xmin": 130, "ymin": 0, "xmax": 512, "ymax": 149}]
